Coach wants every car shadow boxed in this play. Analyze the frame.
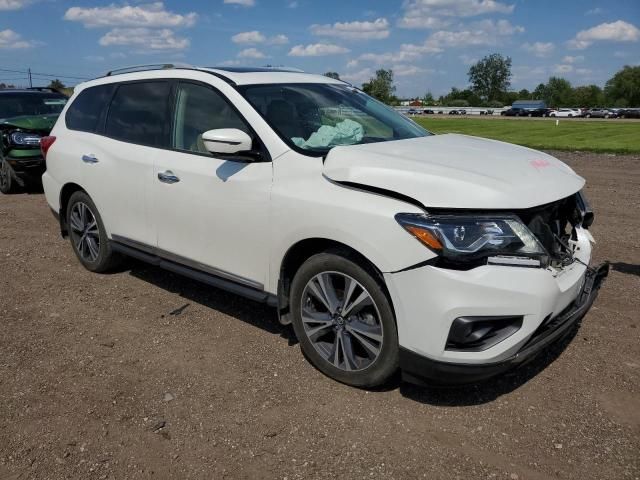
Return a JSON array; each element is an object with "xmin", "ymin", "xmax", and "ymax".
[
  {"xmin": 397, "ymin": 326, "xmax": 580, "ymax": 406},
  {"xmin": 611, "ymin": 262, "xmax": 640, "ymax": 277},
  {"xmin": 125, "ymin": 259, "xmax": 298, "ymax": 345},
  {"xmin": 120, "ymin": 259, "xmax": 579, "ymax": 404}
]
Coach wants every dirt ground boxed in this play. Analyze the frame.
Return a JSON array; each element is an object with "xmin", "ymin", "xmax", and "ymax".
[{"xmin": 1, "ymin": 151, "xmax": 638, "ymax": 480}]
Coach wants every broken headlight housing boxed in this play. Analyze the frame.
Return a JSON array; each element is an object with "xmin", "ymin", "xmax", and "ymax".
[{"xmin": 396, "ymin": 213, "xmax": 548, "ymax": 267}]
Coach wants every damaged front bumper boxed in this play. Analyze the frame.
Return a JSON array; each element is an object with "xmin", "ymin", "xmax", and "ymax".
[{"xmin": 398, "ymin": 262, "xmax": 610, "ymax": 386}]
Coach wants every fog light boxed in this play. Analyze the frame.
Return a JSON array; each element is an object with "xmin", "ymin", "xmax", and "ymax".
[{"xmin": 446, "ymin": 316, "xmax": 523, "ymax": 352}]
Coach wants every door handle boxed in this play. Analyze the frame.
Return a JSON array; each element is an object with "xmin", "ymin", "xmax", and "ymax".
[
  {"xmin": 157, "ymin": 170, "xmax": 180, "ymax": 184},
  {"xmin": 82, "ymin": 154, "xmax": 99, "ymax": 164}
]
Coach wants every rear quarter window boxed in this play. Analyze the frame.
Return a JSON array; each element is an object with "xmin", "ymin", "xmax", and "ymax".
[{"xmin": 66, "ymin": 84, "xmax": 115, "ymax": 133}]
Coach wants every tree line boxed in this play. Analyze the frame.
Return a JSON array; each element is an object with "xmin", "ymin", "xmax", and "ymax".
[{"xmin": 326, "ymin": 54, "xmax": 640, "ymax": 108}]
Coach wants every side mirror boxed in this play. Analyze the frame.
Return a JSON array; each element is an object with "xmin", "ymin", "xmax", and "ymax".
[{"xmin": 201, "ymin": 128, "xmax": 253, "ymax": 155}]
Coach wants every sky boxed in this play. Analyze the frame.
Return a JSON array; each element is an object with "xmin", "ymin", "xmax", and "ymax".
[{"xmin": 1, "ymin": 0, "xmax": 639, "ymax": 97}]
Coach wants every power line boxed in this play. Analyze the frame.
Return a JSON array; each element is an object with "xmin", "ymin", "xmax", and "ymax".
[{"xmin": 0, "ymin": 67, "xmax": 91, "ymax": 81}]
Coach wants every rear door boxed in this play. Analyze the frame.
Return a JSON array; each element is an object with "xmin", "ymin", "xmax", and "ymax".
[
  {"xmin": 82, "ymin": 80, "xmax": 171, "ymax": 247},
  {"xmin": 151, "ymin": 80, "xmax": 272, "ymax": 288}
]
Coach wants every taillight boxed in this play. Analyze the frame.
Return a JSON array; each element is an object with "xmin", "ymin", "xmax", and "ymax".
[{"xmin": 40, "ymin": 136, "xmax": 56, "ymax": 160}]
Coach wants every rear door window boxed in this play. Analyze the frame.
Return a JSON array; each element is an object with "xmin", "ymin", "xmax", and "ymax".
[
  {"xmin": 66, "ymin": 85, "xmax": 115, "ymax": 133},
  {"xmin": 105, "ymin": 81, "xmax": 170, "ymax": 147}
]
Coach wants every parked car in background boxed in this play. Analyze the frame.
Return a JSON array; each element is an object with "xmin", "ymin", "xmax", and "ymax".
[
  {"xmin": 423, "ymin": 109, "xmax": 435, "ymax": 114},
  {"xmin": 500, "ymin": 107, "xmax": 525, "ymax": 117},
  {"xmin": 41, "ymin": 64, "xmax": 608, "ymax": 388},
  {"xmin": 548, "ymin": 108, "xmax": 577, "ymax": 118},
  {"xmin": 0, "ymin": 88, "xmax": 68, "ymax": 193},
  {"xmin": 407, "ymin": 109, "xmax": 419, "ymax": 115},
  {"xmin": 585, "ymin": 108, "xmax": 617, "ymax": 118},
  {"xmin": 523, "ymin": 108, "xmax": 549, "ymax": 117},
  {"xmin": 448, "ymin": 109, "xmax": 466, "ymax": 115},
  {"xmin": 619, "ymin": 108, "xmax": 640, "ymax": 118}
]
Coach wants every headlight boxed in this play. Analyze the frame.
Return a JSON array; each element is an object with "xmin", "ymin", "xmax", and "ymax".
[
  {"xmin": 396, "ymin": 213, "xmax": 547, "ymax": 266},
  {"xmin": 10, "ymin": 132, "xmax": 42, "ymax": 146}
]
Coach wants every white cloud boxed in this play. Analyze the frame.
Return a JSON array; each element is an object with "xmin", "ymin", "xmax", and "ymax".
[
  {"xmin": 585, "ymin": 7, "xmax": 603, "ymax": 15},
  {"xmin": 342, "ymin": 68, "xmax": 374, "ymax": 84},
  {"xmin": 99, "ymin": 27, "xmax": 189, "ymax": 50},
  {"xmin": 310, "ymin": 18, "xmax": 390, "ymax": 40},
  {"xmin": 0, "ymin": 0, "xmax": 31, "ymax": 10},
  {"xmin": 223, "ymin": 0, "xmax": 255, "ymax": 6},
  {"xmin": 0, "ymin": 29, "xmax": 36, "ymax": 48},
  {"xmin": 562, "ymin": 55, "xmax": 584, "ymax": 63},
  {"xmin": 392, "ymin": 64, "xmax": 431, "ymax": 77},
  {"xmin": 553, "ymin": 64, "xmax": 573, "ymax": 74},
  {"xmin": 64, "ymin": 2, "xmax": 197, "ymax": 28},
  {"xmin": 521, "ymin": 41, "xmax": 554, "ymax": 57},
  {"xmin": 398, "ymin": 0, "xmax": 514, "ymax": 29},
  {"xmin": 219, "ymin": 59, "xmax": 242, "ymax": 66},
  {"xmin": 237, "ymin": 47, "xmax": 266, "ymax": 59},
  {"xmin": 568, "ymin": 20, "xmax": 640, "ymax": 49},
  {"xmin": 232, "ymin": 30, "xmax": 288, "ymax": 45},
  {"xmin": 232, "ymin": 30, "xmax": 265, "ymax": 44},
  {"xmin": 288, "ymin": 43, "xmax": 349, "ymax": 56},
  {"xmin": 424, "ymin": 19, "xmax": 523, "ymax": 48}
]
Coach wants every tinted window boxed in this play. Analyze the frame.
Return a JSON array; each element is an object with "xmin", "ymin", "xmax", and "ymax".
[
  {"xmin": 1, "ymin": 93, "xmax": 67, "ymax": 119},
  {"xmin": 172, "ymin": 82, "xmax": 250, "ymax": 154},
  {"xmin": 105, "ymin": 82, "xmax": 170, "ymax": 147},
  {"xmin": 66, "ymin": 85, "xmax": 114, "ymax": 133}
]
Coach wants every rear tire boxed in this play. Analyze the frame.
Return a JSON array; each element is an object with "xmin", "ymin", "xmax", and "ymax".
[
  {"xmin": 0, "ymin": 158, "xmax": 18, "ymax": 194},
  {"xmin": 290, "ymin": 250, "xmax": 399, "ymax": 388},
  {"xmin": 67, "ymin": 191, "xmax": 123, "ymax": 273}
]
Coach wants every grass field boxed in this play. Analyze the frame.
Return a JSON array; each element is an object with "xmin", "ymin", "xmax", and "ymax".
[{"xmin": 413, "ymin": 117, "xmax": 640, "ymax": 154}]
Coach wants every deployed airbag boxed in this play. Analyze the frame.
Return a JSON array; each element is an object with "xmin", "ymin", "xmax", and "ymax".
[{"xmin": 292, "ymin": 119, "xmax": 364, "ymax": 149}]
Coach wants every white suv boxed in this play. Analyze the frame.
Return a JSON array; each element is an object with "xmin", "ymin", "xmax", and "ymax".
[{"xmin": 41, "ymin": 65, "xmax": 608, "ymax": 387}]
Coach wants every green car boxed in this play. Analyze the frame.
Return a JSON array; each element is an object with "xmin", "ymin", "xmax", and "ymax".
[{"xmin": 0, "ymin": 88, "xmax": 68, "ymax": 194}]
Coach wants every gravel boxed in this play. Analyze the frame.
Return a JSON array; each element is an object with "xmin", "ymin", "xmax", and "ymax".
[{"xmin": 0, "ymin": 151, "xmax": 638, "ymax": 479}]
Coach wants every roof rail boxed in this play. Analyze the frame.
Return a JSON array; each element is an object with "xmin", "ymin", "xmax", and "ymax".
[{"xmin": 104, "ymin": 63, "xmax": 194, "ymax": 77}]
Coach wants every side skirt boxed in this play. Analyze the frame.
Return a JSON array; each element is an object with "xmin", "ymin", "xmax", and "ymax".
[{"xmin": 110, "ymin": 236, "xmax": 278, "ymax": 307}]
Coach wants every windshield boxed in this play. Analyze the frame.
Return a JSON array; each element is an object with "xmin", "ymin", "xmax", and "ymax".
[
  {"xmin": 238, "ymin": 83, "xmax": 430, "ymax": 155},
  {"xmin": 0, "ymin": 93, "xmax": 67, "ymax": 119}
]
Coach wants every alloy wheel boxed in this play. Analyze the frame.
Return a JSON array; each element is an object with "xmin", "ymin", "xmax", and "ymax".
[
  {"xmin": 69, "ymin": 202, "xmax": 100, "ymax": 262},
  {"xmin": 300, "ymin": 271, "xmax": 383, "ymax": 372}
]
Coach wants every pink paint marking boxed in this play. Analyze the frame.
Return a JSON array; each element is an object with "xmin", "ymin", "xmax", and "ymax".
[{"xmin": 530, "ymin": 159, "xmax": 552, "ymax": 170}]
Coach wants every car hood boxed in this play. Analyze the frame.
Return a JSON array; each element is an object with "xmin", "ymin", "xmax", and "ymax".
[
  {"xmin": 0, "ymin": 114, "xmax": 59, "ymax": 132},
  {"xmin": 323, "ymin": 134, "xmax": 585, "ymax": 209}
]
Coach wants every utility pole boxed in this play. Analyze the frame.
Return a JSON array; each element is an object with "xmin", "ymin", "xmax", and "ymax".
[{"xmin": 28, "ymin": 68, "xmax": 32, "ymax": 88}]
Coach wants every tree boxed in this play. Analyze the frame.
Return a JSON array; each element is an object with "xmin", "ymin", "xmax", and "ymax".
[
  {"xmin": 572, "ymin": 85, "xmax": 604, "ymax": 107},
  {"xmin": 324, "ymin": 71, "xmax": 340, "ymax": 80},
  {"xmin": 532, "ymin": 83, "xmax": 547, "ymax": 100},
  {"xmin": 468, "ymin": 53, "xmax": 512, "ymax": 101},
  {"xmin": 517, "ymin": 89, "xmax": 531, "ymax": 100},
  {"xmin": 441, "ymin": 87, "xmax": 482, "ymax": 106},
  {"xmin": 361, "ymin": 69, "xmax": 396, "ymax": 104},
  {"xmin": 605, "ymin": 65, "xmax": 640, "ymax": 107},
  {"xmin": 422, "ymin": 91, "xmax": 435, "ymax": 105},
  {"xmin": 544, "ymin": 77, "xmax": 573, "ymax": 107},
  {"xmin": 47, "ymin": 79, "xmax": 65, "ymax": 90}
]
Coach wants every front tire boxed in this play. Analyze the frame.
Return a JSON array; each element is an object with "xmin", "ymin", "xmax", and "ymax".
[
  {"xmin": 67, "ymin": 191, "xmax": 122, "ymax": 273},
  {"xmin": 0, "ymin": 158, "xmax": 18, "ymax": 194},
  {"xmin": 290, "ymin": 251, "xmax": 399, "ymax": 388}
]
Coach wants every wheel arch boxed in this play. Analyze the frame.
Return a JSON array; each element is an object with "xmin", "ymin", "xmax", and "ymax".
[
  {"xmin": 58, "ymin": 182, "xmax": 87, "ymax": 237},
  {"xmin": 277, "ymin": 237, "xmax": 395, "ymax": 325}
]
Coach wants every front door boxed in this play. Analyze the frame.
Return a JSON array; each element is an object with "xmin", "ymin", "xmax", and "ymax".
[{"xmin": 152, "ymin": 81, "xmax": 272, "ymax": 289}]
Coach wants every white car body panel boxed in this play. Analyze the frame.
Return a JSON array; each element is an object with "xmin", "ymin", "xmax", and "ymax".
[{"xmin": 323, "ymin": 134, "xmax": 585, "ymax": 209}]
